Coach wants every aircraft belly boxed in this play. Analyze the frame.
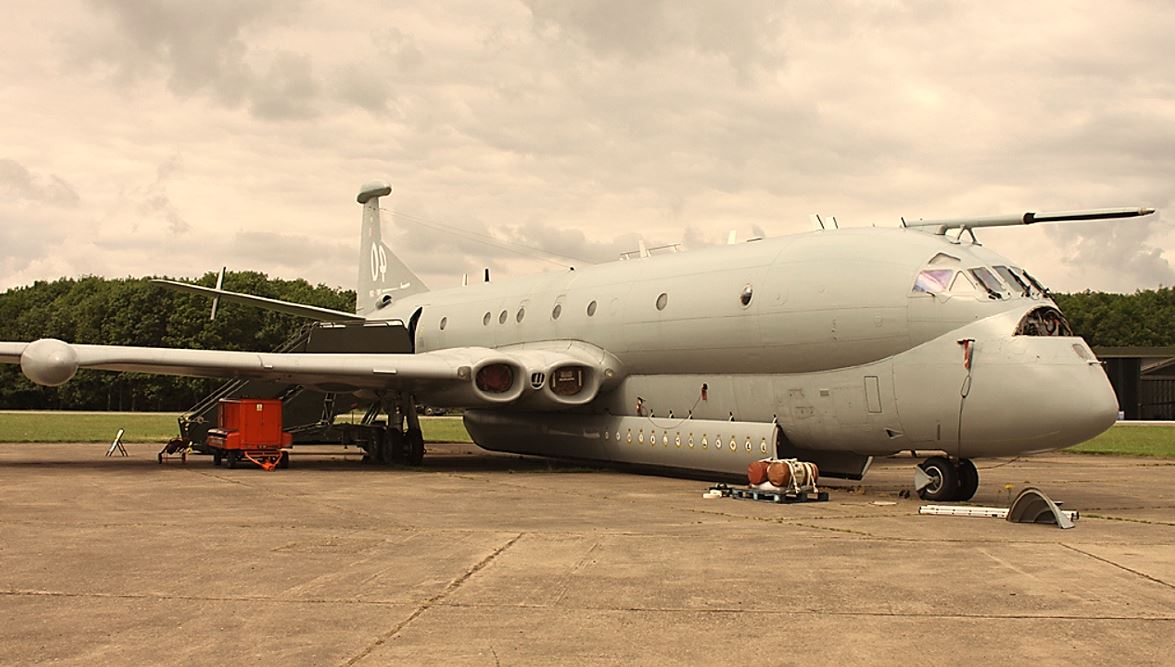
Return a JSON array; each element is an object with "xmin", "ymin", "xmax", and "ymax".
[
  {"xmin": 597, "ymin": 371, "xmax": 906, "ymax": 456},
  {"xmin": 464, "ymin": 411, "xmax": 780, "ymax": 477}
]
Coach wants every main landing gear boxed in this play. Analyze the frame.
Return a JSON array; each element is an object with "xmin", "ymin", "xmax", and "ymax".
[
  {"xmin": 368, "ymin": 427, "xmax": 425, "ymax": 466},
  {"xmin": 916, "ymin": 456, "xmax": 979, "ymax": 502},
  {"xmin": 362, "ymin": 393, "xmax": 426, "ymax": 467}
]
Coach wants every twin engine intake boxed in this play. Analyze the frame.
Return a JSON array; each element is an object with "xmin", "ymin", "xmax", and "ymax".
[{"xmin": 441, "ymin": 342, "xmax": 624, "ymax": 410}]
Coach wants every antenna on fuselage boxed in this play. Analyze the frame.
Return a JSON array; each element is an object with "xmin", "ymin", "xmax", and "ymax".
[
  {"xmin": 484, "ymin": 268, "xmax": 490, "ymax": 283},
  {"xmin": 809, "ymin": 214, "xmax": 825, "ymax": 230}
]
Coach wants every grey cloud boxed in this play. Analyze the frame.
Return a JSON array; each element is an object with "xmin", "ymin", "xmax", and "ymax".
[
  {"xmin": 504, "ymin": 220, "xmax": 644, "ymax": 264},
  {"xmin": 373, "ymin": 27, "xmax": 424, "ymax": 71},
  {"xmin": 525, "ymin": 0, "xmax": 784, "ymax": 76},
  {"xmin": 227, "ymin": 231, "xmax": 351, "ymax": 270},
  {"xmin": 137, "ymin": 156, "xmax": 189, "ymax": 234},
  {"xmin": 333, "ymin": 64, "xmax": 393, "ymax": 113},
  {"xmin": 249, "ymin": 53, "xmax": 320, "ymax": 120},
  {"xmin": 1049, "ymin": 216, "xmax": 1175, "ymax": 289},
  {"xmin": 81, "ymin": 0, "xmax": 320, "ymax": 119},
  {"xmin": 0, "ymin": 160, "xmax": 81, "ymax": 207}
]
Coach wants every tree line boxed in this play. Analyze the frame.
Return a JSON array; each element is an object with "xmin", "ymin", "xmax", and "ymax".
[
  {"xmin": 0, "ymin": 275, "xmax": 1171, "ymax": 411},
  {"xmin": 0, "ymin": 273, "xmax": 353, "ymax": 411}
]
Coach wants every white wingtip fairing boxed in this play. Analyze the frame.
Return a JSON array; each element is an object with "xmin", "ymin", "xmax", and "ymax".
[{"xmin": 20, "ymin": 338, "xmax": 79, "ymax": 387}]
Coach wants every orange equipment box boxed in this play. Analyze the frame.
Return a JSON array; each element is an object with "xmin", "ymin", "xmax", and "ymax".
[{"xmin": 206, "ymin": 399, "xmax": 292, "ymax": 450}]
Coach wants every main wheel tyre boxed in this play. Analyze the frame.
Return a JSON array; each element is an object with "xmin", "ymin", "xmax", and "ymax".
[
  {"xmin": 406, "ymin": 428, "xmax": 425, "ymax": 466},
  {"xmin": 957, "ymin": 458, "xmax": 979, "ymax": 501},
  {"xmin": 917, "ymin": 456, "xmax": 959, "ymax": 501},
  {"xmin": 370, "ymin": 432, "xmax": 387, "ymax": 465},
  {"xmin": 382, "ymin": 429, "xmax": 404, "ymax": 464}
]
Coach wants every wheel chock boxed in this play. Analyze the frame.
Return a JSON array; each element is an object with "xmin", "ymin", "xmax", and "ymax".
[{"xmin": 913, "ymin": 465, "xmax": 932, "ymax": 491}]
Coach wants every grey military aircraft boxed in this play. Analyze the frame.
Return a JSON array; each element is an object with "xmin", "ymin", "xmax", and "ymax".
[{"xmin": 0, "ymin": 181, "xmax": 1153, "ymax": 501}]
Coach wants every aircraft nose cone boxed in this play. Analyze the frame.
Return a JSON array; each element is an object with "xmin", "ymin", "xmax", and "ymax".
[
  {"xmin": 1061, "ymin": 365, "xmax": 1119, "ymax": 445},
  {"xmin": 21, "ymin": 338, "xmax": 79, "ymax": 387},
  {"xmin": 959, "ymin": 343, "xmax": 1120, "ymax": 457}
]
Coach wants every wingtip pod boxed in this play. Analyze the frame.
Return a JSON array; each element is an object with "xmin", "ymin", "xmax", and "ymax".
[{"xmin": 20, "ymin": 338, "xmax": 79, "ymax": 387}]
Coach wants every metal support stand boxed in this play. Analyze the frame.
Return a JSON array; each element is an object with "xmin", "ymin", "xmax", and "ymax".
[{"xmin": 105, "ymin": 428, "xmax": 128, "ymax": 457}]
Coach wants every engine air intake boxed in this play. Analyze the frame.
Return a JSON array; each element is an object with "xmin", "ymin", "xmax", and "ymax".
[
  {"xmin": 476, "ymin": 363, "xmax": 515, "ymax": 393},
  {"xmin": 550, "ymin": 365, "xmax": 587, "ymax": 396}
]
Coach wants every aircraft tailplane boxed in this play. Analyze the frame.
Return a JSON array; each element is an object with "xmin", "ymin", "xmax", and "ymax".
[{"xmin": 356, "ymin": 181, "xmax": 429, "ymax": 316}]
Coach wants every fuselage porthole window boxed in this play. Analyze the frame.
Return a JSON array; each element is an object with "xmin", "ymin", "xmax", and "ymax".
[
  {"xmin": 552, "ymin": 303, "xmax": 562, "ymax": 320},
  {"xmin": 656, "ymin": 293, "xmax": 668, "ymax": 311},
  {"xmin": 440, "ymin": 317, "xmax": 447, "ymax": 331},
  {"xmin": 516, "ymin": 307, "xmax": 525, "ymax": 323},
  {"xmin": 740, "ymin": 284, "xmax": 753, "ymax": 307},
  {"xmin": 587, "ymin": 300, "xmax": 598, "ymax": 317},
  {"xmin": 498, "ymin": 310, "xmax": 508, "ymax": 324},
  {"xmin": 482, "ymin": 312, "xmax": 491, "ymax": 326}
]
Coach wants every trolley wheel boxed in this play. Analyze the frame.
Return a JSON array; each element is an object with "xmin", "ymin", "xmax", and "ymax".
[
  {"xmin": 227, "ymin": 451, "xmax": 239, "ymax": 469},
  {"xmin": 278, "ymin": 451, "xmax": 290, "ymax": 469},
  {"xmin": 213, "ymin": 453, "xmax": 222, "ymax": 467}
]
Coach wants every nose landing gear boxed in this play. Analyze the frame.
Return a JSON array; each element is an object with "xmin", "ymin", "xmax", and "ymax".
[{"xmin": 916, "ymin": 456, "xmax": 979, "ymax": 502}]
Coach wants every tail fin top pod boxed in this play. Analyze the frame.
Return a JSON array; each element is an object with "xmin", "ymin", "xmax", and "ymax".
[{"xmin": 356, "ymin": 180, "xmax": 429, "ymax": 317}]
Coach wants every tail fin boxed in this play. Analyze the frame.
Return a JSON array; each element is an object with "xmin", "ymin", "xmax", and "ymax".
[{"xmin": 356, "ymin": 180, "xmax": 429, "ymax": 316}]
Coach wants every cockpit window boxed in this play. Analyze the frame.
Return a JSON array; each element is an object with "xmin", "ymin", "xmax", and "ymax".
[
  {"xmin": 968, "ymin": 267, "xmax": 1007, "ymax": 299},
  {"xmin": 1015, "ymin": 306, "xmax": 1073, "ymax": 336},
  {"xmin": 993, "ymin": 265, "xmax": 1030, "ymax": 297},
  {"xmin": 949, "ymin": 271, "xmax": 978, "ymax": 296},
  {"xmin": 912, "ymin": 269, "xmax": 954, "ymax": 294},
  {"xmin": 1017, "ymin": 268, "xmax": 1050, "ymax": 297},
  {"xmin": 1008, "ymin": 267, "xmax": 1039, "ymax": 296}
]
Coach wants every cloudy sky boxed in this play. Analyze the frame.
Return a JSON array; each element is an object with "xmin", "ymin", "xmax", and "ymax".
[{"xmin": 1, "ymin": 0, "xmax": 1172, "ymax": 295}]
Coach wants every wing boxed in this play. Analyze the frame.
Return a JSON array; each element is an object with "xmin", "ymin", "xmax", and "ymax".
[{"xmin": 1, "ymin": 338, "xmax": 622, "ymax": 409}]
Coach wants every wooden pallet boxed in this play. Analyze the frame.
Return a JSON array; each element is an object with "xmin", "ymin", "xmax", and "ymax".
[{"xmin": 713, "ymin": 485, "xmax": 829, "ymax": 504}]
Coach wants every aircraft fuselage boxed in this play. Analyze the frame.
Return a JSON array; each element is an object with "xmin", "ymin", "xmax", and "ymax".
[{"xmin": 378, "ymin": 227, "xmax": 1117, "ymax": 478}]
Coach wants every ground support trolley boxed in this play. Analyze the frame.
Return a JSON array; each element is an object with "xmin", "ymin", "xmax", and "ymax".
[{"xmin": 206, "ymin": 398, "xmax": 294, "ymax": 471}]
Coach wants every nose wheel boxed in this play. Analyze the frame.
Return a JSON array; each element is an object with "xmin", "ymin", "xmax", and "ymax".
[{"xmin": 916, "ymin": 456, "xmax": 978, "ymax": 502}]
